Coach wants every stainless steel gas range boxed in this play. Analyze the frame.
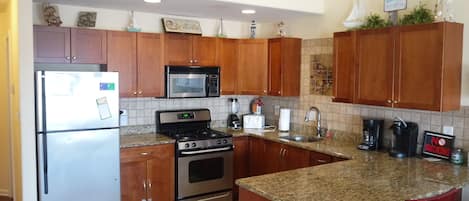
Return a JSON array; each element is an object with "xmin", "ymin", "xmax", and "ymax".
[{"xmin": 156, "ymin": 109, "xmax": 233, "ymax": 201}]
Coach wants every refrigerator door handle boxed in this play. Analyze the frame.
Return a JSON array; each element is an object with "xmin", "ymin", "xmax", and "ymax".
[{"xmin": 39, "ymin": 71, "xmax": 49, "ymax": 194}]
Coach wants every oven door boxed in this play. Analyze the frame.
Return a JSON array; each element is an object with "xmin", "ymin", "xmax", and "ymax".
[
  {"xmin": 168, "ymin": 74, "xmax": 207, "ymax": 98},
  {"xmin": 177, "ymin": 150, "xmax": 233, "ymax": 199}
]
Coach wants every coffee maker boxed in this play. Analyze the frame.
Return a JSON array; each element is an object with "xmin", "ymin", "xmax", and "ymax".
[
  {"xmin": 227, "ymin": 98, "xmax": 241, "ymax": 129},
  {"xmin": 358, "ymin": 119, "xmax": 384, "ymax": 151},
  {"xmin": 389, "ymin": 118, "xmax": 419, "ymax": 158}
]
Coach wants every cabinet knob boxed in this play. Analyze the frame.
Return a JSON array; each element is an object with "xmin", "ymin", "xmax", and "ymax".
[
  {"xmin": 277, "ymin": 91, "xmax": 281, "ymax": 95},
  {"xmin": 393, "ymin": 100, "xmax": 398, "ymax": 104},
  {"xmin": 138, "ymin": 91, "xmax": 143, "ymax": 95},
  {"xmin": 189, "ymin": 60, "xmax": 193, "ymax": 63},
  {"xmin": 140, "ymin": 152, "xmax": 151, "ymax": 156},
  {"xmin": 133, "ymin": 92, "xmax": 138, "ymax": 95},
  {"xmin": 387, "ymin": 100, "xmax": 392, "ymax": 104},
  {"xmin": 65, "ymin": 56, "xmax": 71, "ymax": 60},
  {"xmin": 263, "ymin": 90, "xmax": 267, "ymax": 93},
  {"xmin": 72, "ymin": 56, "xmax": 77, "ymax": 60},
  {"xmin": 194, "ymin": 59, "xmax": 198, "ymax": 63}
]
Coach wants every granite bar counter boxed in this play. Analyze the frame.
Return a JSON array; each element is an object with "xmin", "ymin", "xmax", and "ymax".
[{"xmin": 216, "ymin": 127, "xmax": 469, "ymax": 201}]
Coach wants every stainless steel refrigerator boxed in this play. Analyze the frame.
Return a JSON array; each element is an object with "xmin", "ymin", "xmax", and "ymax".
[{"xmin": 36, "ymin": 71, "xmax": 121, "ymax": 201}]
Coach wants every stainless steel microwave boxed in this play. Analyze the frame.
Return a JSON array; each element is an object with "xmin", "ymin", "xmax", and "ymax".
[{"xmin": 165, "ymin": 66, "xmax": 220, "ymax": 98}]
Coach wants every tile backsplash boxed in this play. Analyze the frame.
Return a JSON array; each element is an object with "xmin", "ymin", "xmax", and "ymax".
[
  {"xmin": 262, "ymin": 38, "xmax": 469, "ymax": 151},
  {"xmin": 120, "ymin": 96, "xmax": 256, "ymax": 128}
]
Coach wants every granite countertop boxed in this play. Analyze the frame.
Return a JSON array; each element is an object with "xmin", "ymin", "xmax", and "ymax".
[
  {"xmin": 215, "ymin": 127, "xmax": 469, "ymax": 201},
  {"xmin": 120, "ymin": 133, "xmax": 175, "ymax": 148}
]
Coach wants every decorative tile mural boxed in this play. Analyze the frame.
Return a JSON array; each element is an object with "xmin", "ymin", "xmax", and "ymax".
[
  {"xmin": 302, "ymin": 38, "xmax": 334, "ymax": 96},
  {"xmin": 310, "ymin": 54, "xmax": 333, "ymax": 95}
]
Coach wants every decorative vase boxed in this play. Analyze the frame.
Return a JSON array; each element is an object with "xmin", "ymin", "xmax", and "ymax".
[
  {"xmin": 435, "ymin": 0, "xmax": 454, "ymax": 22},
  {"xmin": 250, "ymin": 20, "xmax": 256, "ymax": 39},
  {"xmin": 277, "ymin": 21, "xmax": 286, "ymax": 37},
  {"xmin": 216, "ymin": 18, "xmax": 226, "ymax": 38},
  {"xmin": 343, "ymin": 0, "xmax": 366, "ymax": 29},
  {"xmin": 126, "ymin": 11, "xmax": 141, "ymax": 32}
]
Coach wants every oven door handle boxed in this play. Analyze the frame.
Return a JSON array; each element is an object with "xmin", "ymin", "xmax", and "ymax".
[
  {"xmin": 181, "ymin": 147, "xmax": 232, "ymax": 155},
  {"xmin": 197, "ymin": 192, "xmax": 231, "ymax": 201}
]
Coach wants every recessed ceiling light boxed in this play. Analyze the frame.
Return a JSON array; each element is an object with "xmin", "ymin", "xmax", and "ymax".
[
  {"xmin": 241, "ymin": 9, "xmax": 256, "ymax": 14},
  {"xmin": 144, "ymin": 0, "xmax": 161, "ymax": 3}
]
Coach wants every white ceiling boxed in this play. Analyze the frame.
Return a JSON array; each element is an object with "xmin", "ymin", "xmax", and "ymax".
[{"xmin": 32, "ymin": 0, "xmax": 323, "ymax": 22}]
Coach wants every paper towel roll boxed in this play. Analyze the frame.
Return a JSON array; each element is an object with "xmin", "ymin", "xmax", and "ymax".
[{"xmin": 279, "ymin": 108, "xmax": 291, "ymax": 132}]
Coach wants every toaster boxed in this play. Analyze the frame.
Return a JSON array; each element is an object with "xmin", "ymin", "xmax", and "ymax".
[{"xmin": 243, "ymin": 114, "xmax": 265, "ymax": 129}]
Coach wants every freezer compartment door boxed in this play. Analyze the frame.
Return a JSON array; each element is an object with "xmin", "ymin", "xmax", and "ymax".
[
  {"xmin": 36, "ymin": 71, "xmax": 119, "ymax": 132},
  {"xmin": 37, "ymin": 129, "xmax": 120, "ymax": 201}
]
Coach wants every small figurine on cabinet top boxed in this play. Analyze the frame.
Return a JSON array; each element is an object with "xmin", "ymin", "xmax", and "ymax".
[{"xmin": 42, "ymin": 3, "xmax": 62, "ymax": 26}]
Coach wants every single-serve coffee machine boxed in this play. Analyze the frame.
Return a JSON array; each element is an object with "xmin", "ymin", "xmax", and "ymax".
[
  {"xmin": 358, "ymin": 119, "xmax": 384, "ymax": 151},
  {"xmin": 389, "ymin": 118, "xmax": 418, "ymax": 158}
]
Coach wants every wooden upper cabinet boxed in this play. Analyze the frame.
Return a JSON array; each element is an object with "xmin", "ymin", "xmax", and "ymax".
[
  {"xmin": 137, "ymin": 33, "xmax": 165, "ymax": 97},
  {"xmin": 107, "ymin": 31, "xmax": 137, "ymax": 97},
  {"xmin": 218, "ymin": 38, "xmax": 239, "ymax": 95},
  {"xmin": 34, "ymin": 25, "xmax": 71, "ymax": 63},
  {"xmin": 355, "ymin": 28, "xmax": 395, "ymax": 107},
  {"xmin": 268, "ymin": 39, "xmax": 282, "ymax": 96},
  {"xmin": 333, "ymin": 31, "xmax": 356, "ymax": 103},
  {"xmin": 164, "ymin": 33, "xmax": 218, "ymax": 66},
  {"xmin": 70, "ymin": 28, "xmax": 107, "ymax": 64},
  {"xmin": 394, "ymin": 22, "xmax": 463, "ymax": 111},
  {"xmin": 268, "ymin": 38, "xmax": 301, "ymax": 97},
  {"xmin": 237, "ymin": 39, "xmax": 268, "ymax": 95},
  {"xmin": 164, "ymin": 33, "xmax": 193, "ymax": 65},
  {"xmin": 192, "ymin": 36, "xmax": 218, "ymax": 66},
  {"xmin": 34, "ymin": 25, "xmax": 107, "ymax": 64}
]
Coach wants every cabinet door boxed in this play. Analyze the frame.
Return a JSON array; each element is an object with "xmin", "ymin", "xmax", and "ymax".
[
  {"xmin": 333, "ymin": 31, "xmax": 355, "ymax": 103},
  {"xmin": 310, "ymin": 151, "xmax": 333, "ymax": 166},
  {"xmin": 70, "ymin": 28, "xmax": 107, "ymax": 64},
  {"xmin": 233, "ymin": 137, "xmax": 250, "ymax": 199},
  {"xmin": 281, "ymin": 145, "xmax": 310, "ymax": 171},
  {"xmin": 121, "ymin": 161, "xmax": 148, "ymax": 201},
  {"xmin": 107, "ymin": 31, "xmax": 137, "ymax": 97},
  {"xmin": 268, "ymin": 39, "xmax": 282, "ymax": 96},
  {"xmin": 263, "ymin": 140, "xmax": 282, "ymax": 174},
  {"xmin": 394, "ymin": 23, "xmax": 444, "ymax": 111},
  {"xmin": 164, "ymin": 33, "xmax": 192, "ymax": 65},
  {"xmin": 355, "ymin": 28, "xmax": 395, "ymax": 107},
  {"xmin": 137, "ymin": 33, "xmax": 165, "ymax": 97},
  {"xmin": 237, "ymin": 39, "xmax": 268, "ymax": 95},
  {"xmin": 279, "ymin": 38, "xmax": 301, "ymax": 97},
  {"xmin": 33, "ymin": 25, "xmax": 71, "ymax": 63},
  {"xmin": 249, "ymin": 137, "xmax": 266, "ymax": 176},
  {"xmin": 192, "ymin": 36, "xmax": 218, "ymax": 66},
  {"xmin": 147, "ymin": 144, "xmax": 175, "ymax": 201},
  {"xmin": 218, "ymin": 38, "xmax": 239, "ymax": 95}
]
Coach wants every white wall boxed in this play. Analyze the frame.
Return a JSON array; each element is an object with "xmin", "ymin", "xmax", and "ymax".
[
  {"xmin": 32, "ymin": 3, "xmax": 254, "ymax": 38},
  {"xmin": 278, "ymin": 0, "xmax": 469, "ymax": 106},
  {"xmin": 216, "ymin": 0, "xmax": 324, "ymax": 14}
]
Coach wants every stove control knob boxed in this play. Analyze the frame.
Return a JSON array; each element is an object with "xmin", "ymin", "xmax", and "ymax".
[
  {"xmin": 217, "ymin": 140, "xmax": 221, "ymax": 145},
  {"xmin": 223, "ymin": 139, "xmax": 228, "ymax": 144},
  {"xmin": 184, "ymin": 143, "xmax": 190, "ymax": 148},
  {"xmin": 191, "ymin": 143, "xmax": 197, "ymax": 148}
]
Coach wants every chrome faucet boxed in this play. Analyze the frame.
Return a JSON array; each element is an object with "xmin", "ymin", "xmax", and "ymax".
[{"xmin": 304, "ymin": 106, "xmax": 326, "ymax": 138}]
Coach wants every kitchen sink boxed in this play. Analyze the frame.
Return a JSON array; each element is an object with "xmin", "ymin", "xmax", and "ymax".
[{"xmin": 279, "ymin": 135, "xmax": 323, "ymax": 143}]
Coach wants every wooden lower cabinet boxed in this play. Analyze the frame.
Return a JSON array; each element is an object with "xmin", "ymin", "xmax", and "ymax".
[
  {"xmin": 233, "ymin": 137, "xmax": 250, "ymax": 200},
  {"xmin": 239, "ymin": 188, "xmax": 269, "ymax": 201},
  {"xmin": 249, "ymin": 137, "xmax": 267, "ymax": 176},
  {"xmin": 120, "ymin": 144, "xmax": 175, "ymax": 201},
  {"xmin": 310, "ymin": 151, "xmax": 334, "ymax": 166}
]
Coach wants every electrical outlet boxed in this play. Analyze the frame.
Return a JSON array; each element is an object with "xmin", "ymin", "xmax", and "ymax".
[
  {"xmin": 443, "ymin": 126, "xmax": 454, "ymax": 136},
  {"xmin": 120, "ymin": 109, "xmax": 128, "ymax": 126},
  {"xmin": 274, "ymin": 105, "xmax": 280, "ymax": 116}
]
